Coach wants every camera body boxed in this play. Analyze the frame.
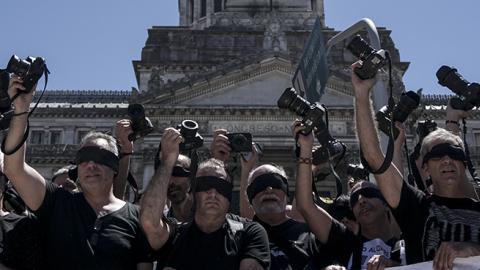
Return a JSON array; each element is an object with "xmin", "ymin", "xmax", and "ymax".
[
  {"xmin": 277, "ymin": 87, "xmax": 326, "ymax": 134},
  {"xmin": 376, "ymin": 91, "xmax": 420, "ymax": 138},
  {"xmin": 347, "ymin": 164, "xmax": 369, "ymax": 181},
  {"xmin": 436, "ymin": 65, "xmax": 480, "ymax": 111},
  {"xmin": 347, "ymin": 35, "xmax": 387, "ymax": 80},
  {"xmin": 177, "ymin": 120, "xmax": 204, "ymax": 151},
  {"xmin": 416, "ymin": 119, "xmax": 437, "ymax": 143},
  {"xmin": 127, "ymin": 103, "xmax": 154, "ymax": 141},
  {"xmin": 226, "ymin": 133, "xmax": 252, "ymax": 153},
  {"xmin": 0, "ymin": 55, "xmax": 48, "ymax": 131},
  {"xmin": 6, "ymin": 55, "xmax": 47, "ymax": 93},
  {"xmin": 312, "ymin": 140, "xmax": 346, "ymax": 165}
]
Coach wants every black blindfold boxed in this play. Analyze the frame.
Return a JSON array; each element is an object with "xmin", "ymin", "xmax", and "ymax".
[
  {"xmin": 195, "ymin": 176, "xmax": 233, "ymax": 202},
  {"xmin": 247, "ymin": 173, "xmax": 289, "ymax": 203},
  {"xmin": 75, "ymin": 146, "xmax": 119, "ymax": 173},
  {"xmin": 172, "ymin": 166, "xmax": 191, "ymax": 177},
  {"xmin": 423, "ymin": 143, "xmax": 466, "ymax": 165},
  {"xmin": 350, "ymin": 187, "xmax": 386, "ymax": 208}
]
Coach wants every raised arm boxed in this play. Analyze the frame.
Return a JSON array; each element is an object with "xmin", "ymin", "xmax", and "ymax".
[
  {"xmin": 140, "ymin": 127, "xmax": 181, "ymax": 250},
  {"xmin": 293, "ymin": 121, "xmax": 333, "ymax": 244},
  {"xmin": 113, "ymin": 119, "xmax": 134, "ymax": 199},
  {"xmin": 351, "ymin": 62, "xmax": 403, "ymax": 208},
  {"xmin": 392, "ymin": 122, "xmax": 406, "ymax": 178},
  {"xmin": 239, "ymin": 143, "xmax": 259, "ymax": 219},
  {"xmin": 210, "ymin": 129, "xmax": 231, "ymax": 163},
  {"xmin": 3, "ymin": 76, "xmax": 46, "ymax": 211}
]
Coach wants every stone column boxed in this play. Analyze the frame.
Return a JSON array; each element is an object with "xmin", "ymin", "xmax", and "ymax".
[
  {"xmin": 64, "ymin": 126, "xmax": 75, "ymax": 144},
  {"xmin": 179, "ymin": 0, "xmax": 188, "ymax": 26}
]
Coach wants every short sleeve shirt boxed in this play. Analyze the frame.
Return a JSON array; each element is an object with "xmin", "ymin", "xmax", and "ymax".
[
  {"xmin": 392, "ymin": 182, "xmax": 480, "ymax": 263},
  {"xmin": 34, "ymin": 182, "xmax": 153, "ymax": 270},
  {"xmin": 323, "ymin": 220, "xmax": 402, "ymax": 270},
  {"xmin": 157, "ymin": 214, "xmax": 270, "ymax": 270},
  {"xmin": 254, "ymin": 217, "xmax": 327, "ymax": 270}
]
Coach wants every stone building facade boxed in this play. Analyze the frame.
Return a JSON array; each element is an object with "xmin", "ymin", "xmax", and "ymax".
[{"xmin": 23, "ymin": 0, "xmax": 480, "ymax": 200}]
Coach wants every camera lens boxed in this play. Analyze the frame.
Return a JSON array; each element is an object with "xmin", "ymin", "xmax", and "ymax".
[
  {"xmin": 277, "ymin": 88, "xmax": 311, "ymax": 117},
  {"xmin": 277, "ymin": 88, "xmax": 297, "ymax": 109},
  {"xmin": 347, "ymin": 35, "xmax": 374, "ymax": 60},
  {"xmin": 393, "ymin": 91, "xmax": 420, "ymax": 123},
  {"xmin": 127, "ymin": 104, "xmax": 146, "ymax": 120},
  {"xmin": 6, "ymin": 55, "xmax": 30, "ymax": 77},
  {"xmin": 180, "ymin": 120, "xmax": 199, "ymax": 138},
  {"xmin": 436, "ymin": 66, "xmax": 469, "ymax": 96}
]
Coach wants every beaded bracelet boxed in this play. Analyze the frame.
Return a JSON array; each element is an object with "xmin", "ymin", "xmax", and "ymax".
[{"xmin": 297, "ymin": 157, "xmax": 313, "ymax": 165}]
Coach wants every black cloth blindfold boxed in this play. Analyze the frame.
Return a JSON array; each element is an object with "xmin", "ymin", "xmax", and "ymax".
[
  {"xmin": 172, "ymin": 166, "xmax": 191, "ymax": 177},
  {"xmin": 195, "ymin": 176, "xmax": 233, "ymax": 202},
  {"xmin": 350, "ymin": 187, "xmax": 386, "ymax": 207},
  {"xmin": 423, "ymin": 143, "xmax": 466, "ymax": 164},
  {"xmin": 247, "ymin": 173, "xmax": 289, "ymax": 203},
  {"xmin": 75, "ymin": 146, "xmax": 119, "ymax": 173}
]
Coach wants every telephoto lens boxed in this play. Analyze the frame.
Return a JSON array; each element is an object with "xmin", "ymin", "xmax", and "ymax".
[
  {"xmin": 393, "ymin": 91, "xmax": 421, "ymax": 123},
  {"xmin": 277, "ymin": 87, "xmax": 325, "ymax": 135},
  {"xmin": 436, "ymin": 65, "xmax": 480, "ymax": 110}
]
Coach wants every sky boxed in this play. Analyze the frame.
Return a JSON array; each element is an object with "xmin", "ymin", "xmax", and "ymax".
[{"xmin": 1, "ymin": 0, "xmax": 478, "ymax": 95}]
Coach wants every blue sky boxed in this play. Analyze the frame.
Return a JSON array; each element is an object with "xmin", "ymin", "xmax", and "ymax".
[{"xmin": 1, "ymin": 1, "xmax": 478, "ymax": 95}]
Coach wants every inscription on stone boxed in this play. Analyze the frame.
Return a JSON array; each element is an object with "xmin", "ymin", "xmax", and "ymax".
[{"xmin": 209, "ymin": 121, "xmax": 292, "ymax": 136}]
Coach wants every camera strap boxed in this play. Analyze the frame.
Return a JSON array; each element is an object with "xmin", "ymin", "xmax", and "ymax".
[
  {"xmin": 1, "ymin": 66, "xmax": 50, "ymax": 156},
  {"xmin": 361, "ymin": 52, "xmax": 396, "ymax": 175}
]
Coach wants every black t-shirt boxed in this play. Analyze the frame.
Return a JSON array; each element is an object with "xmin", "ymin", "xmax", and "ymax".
[
  {"xmin": 34, "ymin": 182, "xmax": 153, "ymax": 270},
  {"xmin": 0, "ymin": 212, "xmax": 44, "ymax": 270},
  {"xmin": 158, "ymin": 213, "xmax": 270, "ymax": 270},
  {"xmin": 392, "ymin": 182, "xmax": 480, "ymax": 264},
  {"xmin": 254, "ymin": 216, "xmax": 327, "ymax": 270},
  {"xmin": 323, "ymin": 220, "xmax": 403, "ymax": 270}
]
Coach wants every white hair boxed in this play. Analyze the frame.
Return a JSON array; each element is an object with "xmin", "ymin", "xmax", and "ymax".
[
  {"xmin": 79, "ymin": 131, "xmax": 118, "ymax": 156},
  {"xmin": 420, "ymin": 128, "xmax": 464, "ymax": 159}
]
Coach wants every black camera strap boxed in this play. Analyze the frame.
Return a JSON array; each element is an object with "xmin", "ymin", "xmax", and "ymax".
[
  {"xmin": 1, "ymin": 66, "xmax": 50, "ymax": 156},
  {"xmin": 361, "ymin": 52, "xmax": 396, "ymax": 175}
]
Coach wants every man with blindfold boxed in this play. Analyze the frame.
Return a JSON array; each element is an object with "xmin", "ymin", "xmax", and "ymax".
[
  {"xmin": 2, "ymin": 79, "xmax": 153, "ymax": 270},
  {"xmin": 163, "ymin": 154, "xmax": 194, "ymax": 222},
  {"xmin": 352, "ymin": 61, "xmax": 480, "ymax": 269},
  {"xmin": 294, "ymin": 123, "xmax": 404, "ymax": 270},
  {"xmin": 240, "ymin": 162, "xmax": 331, "ymax": 270},
  {"xmin": 141, "ymin": 127, "xmax": 270, "ymax": 270}
]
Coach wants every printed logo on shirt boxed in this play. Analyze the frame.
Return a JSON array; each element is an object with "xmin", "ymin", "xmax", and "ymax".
[
  {"xmin": 423, "ymin": 202, "xmax": 480, "ymax": 260},
  {"xmin": 348, "ymin": 238, "xmax": 392, "ymax": 270}
]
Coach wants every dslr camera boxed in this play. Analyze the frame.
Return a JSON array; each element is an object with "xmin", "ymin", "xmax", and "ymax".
[
  {"xmin": 177, "ymin": 120, "xmax": 204, "ymax": 151},
  {"xmin": 6, "ymin": 55, "xmax": 47, "ymax": 93},
  {"xmin": 376, "ymin": 91, "xmax": 420, "ymax": 139},
  {"xmin": 416, "ymin": 119, "xmax": 437, "ymax": 144},
  {"xmin": 226, "ymin": 133, "xmax": 252, "ymax": 153},
  {"xmin": 277, "ymin": 87, "xmax": 326, "ymax": 135},
  {"xmin": 347, "ymin": 164, "xmax": 369, "ymax": 181},
  {"xmin": 436, "ymin": 66, "xmax": 480, "ymax": 111},
  {"xmin": 0, "ymin": 55, "xmax": 48, "ymax": 130},
  {"xmin": 312, "ymin": 140, "xmax": 346, "ymax": 165},
  {"xmin": 127, "ymin": 103, "xmax": 154, "ymax": 141},
  {"xmin": 347, "ymin": 35, "xmax": 387, "ymax": 80}
]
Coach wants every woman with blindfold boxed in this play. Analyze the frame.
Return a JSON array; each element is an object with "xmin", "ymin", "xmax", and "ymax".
[
  {"xmin": 2, "ymin": 82, "xmax": 153, "ymax": 270},
  {"xmin": 352, "ymin": 62, "xmax": 480, "ymax": 269}
]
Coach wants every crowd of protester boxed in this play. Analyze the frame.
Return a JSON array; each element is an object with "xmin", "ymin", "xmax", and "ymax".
[{"xmin": 0, "ymin": 61, "xmax": 479, "ymax": 270}]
